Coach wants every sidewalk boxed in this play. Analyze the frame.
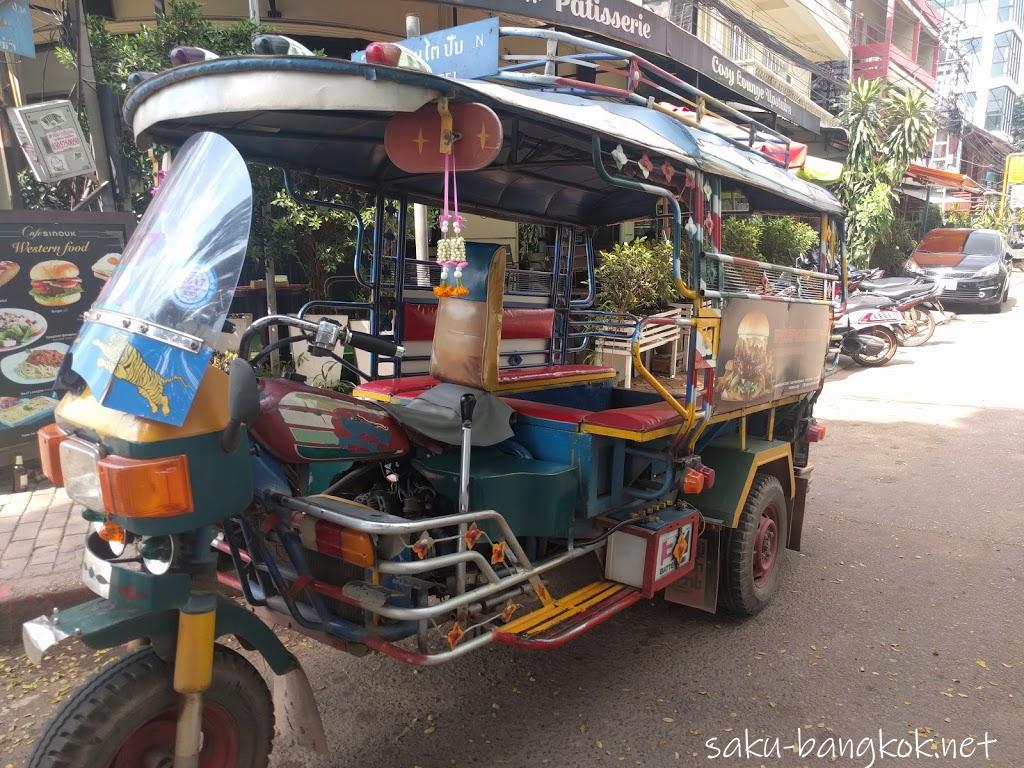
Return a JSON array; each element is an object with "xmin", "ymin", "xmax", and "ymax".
[{"xmin": 0, "ymin": 486, "xmax": 92, "ymax": 643}]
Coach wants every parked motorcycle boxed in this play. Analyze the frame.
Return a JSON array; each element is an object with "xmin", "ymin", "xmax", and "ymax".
[
  {"xmin": 829, "ymin": 293, "xmax": 903, "ymax": 368},
  {"xmin": 848, "ymin": 268, "xmax": 945, "ymax": 347}
]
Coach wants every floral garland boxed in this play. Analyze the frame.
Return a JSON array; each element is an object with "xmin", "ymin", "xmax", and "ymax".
[{"xmin": 433, "ymin": 148, "xmax": 469, "ymax": 298}]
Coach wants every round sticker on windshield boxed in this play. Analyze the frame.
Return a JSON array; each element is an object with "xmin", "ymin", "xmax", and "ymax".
[{"xmin": 173, "ymin": 265, "xmax": 217, "ymax": 309}]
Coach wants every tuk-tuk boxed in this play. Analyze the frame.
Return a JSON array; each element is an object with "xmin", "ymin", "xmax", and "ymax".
[{"xmin": 23, "ymin": 28, "xmax": 842, "ymax": 767}]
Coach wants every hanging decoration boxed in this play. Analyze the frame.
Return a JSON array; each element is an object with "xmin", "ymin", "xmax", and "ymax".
[
  {"xmin": 638, "ymin": 153, "xmax": 653, "ymax": 179},
  {"xmin": 434, "ymin": 100, "xmax": 470, "ymax": 298}
]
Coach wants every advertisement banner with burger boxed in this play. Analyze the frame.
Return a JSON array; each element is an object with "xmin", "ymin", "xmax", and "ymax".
[
  {"xmin": 0, "ymin": 212, "xmax": 134, "ymax": 457},
  {"xmin": 715, "ymin": 298, "xmax": 831, "ymax": 413}
]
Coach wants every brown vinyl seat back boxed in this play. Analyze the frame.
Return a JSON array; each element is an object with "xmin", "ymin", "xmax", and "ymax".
[{"xmin": 429, "ymin": 242, "xmax": 507, "ymax": 391}]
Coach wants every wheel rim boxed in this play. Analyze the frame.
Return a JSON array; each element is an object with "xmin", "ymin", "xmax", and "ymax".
[
  {"xmin": 855, "ymin": 328, "xmax": 894, "ymax": 363},
  {"xmin": 752, "ymin": 504, "xmax": 780, "ymax": 588},
  {"xmin": 110, "ymin": 702, "xmax": 238, "ymax": 768}
]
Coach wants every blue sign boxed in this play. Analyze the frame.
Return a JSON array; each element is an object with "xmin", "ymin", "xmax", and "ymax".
[
  {"xmin": 71, "ymin": 322, "xmax": 211, "ymax": 427},
  {"xmin": 352, "ymin": 17, "xmax": 498, "ymax": 80},
  {"xmin": 0, "ymin": 0, "xmax": 35, "ymax": 58}
]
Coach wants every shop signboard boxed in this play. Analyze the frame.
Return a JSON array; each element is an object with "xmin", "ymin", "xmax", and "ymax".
[
  {"xmin": 8, "ymin": 101, "xmax": 97, "ymax": 184},
  {"xmin": 0, "ymin": 212, "xmax": 134, "ymax": 460},
  {"xmin": 714, "ymin": 297, "xmax": 830, "ymax": 413},
  {"xmin": 353, "ymin": 16, "xmax": 500, "ymax": 79},
  {"xmin": 0, "ymin": 0, "xmax": 35, "ymax": 58}
]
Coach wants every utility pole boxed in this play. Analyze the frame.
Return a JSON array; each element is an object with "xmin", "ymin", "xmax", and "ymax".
[
  {"xmin": 69, "ymin": 0, "xmax": 115, "ymax": 211},
  {"xmin": 0, "ymin": 54, "xmax": 24, "ymax": 209},
  {"xmin": 408, "ymin": 14, "xmax": 431, "ymax": 283}
]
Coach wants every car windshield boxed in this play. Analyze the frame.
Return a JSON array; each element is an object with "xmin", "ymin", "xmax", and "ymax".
[
  {"xmin": 94, "ymin": 131, "xmax": 251, "ymax": 349},
  {"xmin": 963, "ymin": 231, "xmax": 1002, "ymax": 258}
]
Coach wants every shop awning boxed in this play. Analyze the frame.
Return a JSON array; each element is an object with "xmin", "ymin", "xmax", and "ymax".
[{"xmin": 904, "ymin": 163, "xmax": 984, "ymax": 194}]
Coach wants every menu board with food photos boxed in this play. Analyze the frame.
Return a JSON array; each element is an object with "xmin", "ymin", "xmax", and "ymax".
[{"xmin": 0, "ymin": 212, "xmax": 135, "ymax": 459}]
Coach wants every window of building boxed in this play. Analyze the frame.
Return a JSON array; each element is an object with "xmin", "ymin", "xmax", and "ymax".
[
  {"xmin": 963, "ymin": 37, "xmax": 982, "ymax": 80},
  {"xmin": 732, "ymin": 26, "xmax": 749, "ymax": 61},
  {"xmin": 985, "ymin": 86, "xmax": 1013, "ymax": 132},
  {"xmin": 991, "ymin": 31, "xmax": 1022, "ymax": 79},
  {"xmin": 708, "ymin": 17, "xmax": 725, "ymax": 52},
  {"xmin": 763, "ymin": 47, "xmax": 787, "ymax": 77},
  {"xmin": 963, "ymin": 91, "xmax": 977, "ymax": 118},
  {"xmin": 997, "ymin": 0, "xmax": 1024, "ymax": 23}
]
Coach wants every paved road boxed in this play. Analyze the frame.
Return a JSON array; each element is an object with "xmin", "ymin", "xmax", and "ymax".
[{"xmin": 3, "ymin": 278, "xmax": 1023, "ymax": 767}]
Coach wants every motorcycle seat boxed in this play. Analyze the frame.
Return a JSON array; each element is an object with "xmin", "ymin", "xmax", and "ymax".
[
  {"xmin": 861, "ymin": 284, "xmax": 932, "ymax": 301},
  {"xmin": 846, "ymin": 294, "xmax": 893, "ymax": 309}
]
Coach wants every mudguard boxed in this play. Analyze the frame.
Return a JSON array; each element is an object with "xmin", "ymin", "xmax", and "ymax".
[
  {"xmin": 23, "ymin": 594, "xmax": 328, "ymax": 753},
  {"xmin": 680, "ymin": 436, "xmax": 794, "ymax": 529}
]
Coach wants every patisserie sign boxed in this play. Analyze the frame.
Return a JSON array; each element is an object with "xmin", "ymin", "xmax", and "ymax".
[{"xmin": 0, "ymin": 212, "xmax": 134, "ymax": 456}]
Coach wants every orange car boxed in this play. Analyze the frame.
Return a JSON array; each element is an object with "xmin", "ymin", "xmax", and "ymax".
[{"xmin": 907, "ymin": 228, "xmax": 1012, "ymax": 312}]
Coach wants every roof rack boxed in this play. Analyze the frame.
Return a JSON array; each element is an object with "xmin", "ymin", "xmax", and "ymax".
[{"xmin": 487, "ymin": 27, "xmax": 793, "ymax": 169}]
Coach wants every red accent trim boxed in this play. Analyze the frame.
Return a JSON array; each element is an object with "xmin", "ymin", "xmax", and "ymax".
[
  {"xmin": 402, "ymin": 303, "xmax": 555, "ymax": 342},
  {"xmin": 403, "ymin": 303, "xmax": 438, "ymax": 341},
  {"xmin": 581, "ymin": 402, "xmax": 682, "ymax": 433},
  {"xmin": 492, "ymin": 589, "xmax": 643, "ymax": 650},
  {"xmin": 502, "ymin": 307, "xmax": 555, "ymax": 339},
  {"xmin": 365, "ymin": 636, "xmax": 433, "ymax": 665},
  {"xmin": 503, "ymin": 398, "xmax": 593, "ymax": 424}
]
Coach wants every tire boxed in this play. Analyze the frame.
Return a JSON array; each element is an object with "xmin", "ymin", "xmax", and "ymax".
[
  {"xmin": 29, "ymin": 645, "xmax": 274, "ymax": 768},
  {"xmin": 850, "ymin": 326, "xmax": 898, "ymax": 367},
  {"xmin": 721, "ymin": 473, "xmax": 788, "ymax": 616},
  {"xmin": 896, "ymin": 307, "xmax": 934, "ymax": 347}
]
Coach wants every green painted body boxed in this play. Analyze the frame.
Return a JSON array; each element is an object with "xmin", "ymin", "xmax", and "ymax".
[
  {"xmin": 104, "ymin": 430, "xmax": 253, "ymax": 536},
  {"xmin": 681, "ymin": 436, "xmax": 793, "ymax": 527},
  {"xmin": 56, "ymin": 595, "xmax": 296, "ymax": 676},
  {"xmin": 414, "ymin": 450, "xmax": 577, "ymax": 537}
]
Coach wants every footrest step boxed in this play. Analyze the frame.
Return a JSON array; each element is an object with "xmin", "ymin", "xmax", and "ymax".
[{"xmin": 492, "ymin": 580, "xmax": 641, "ymax": 649}]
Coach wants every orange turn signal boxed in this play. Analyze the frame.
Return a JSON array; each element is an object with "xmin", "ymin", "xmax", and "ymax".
[
  {"xmin": 37, "ymin": 423, "xmax": 68, "ymax": 485},
  {"xmin": 97, "ymin": 454, "xmax": 193, "ymax": 519},
  {"xmin": 682, "ymin": 467, "xmax": 705, "ymax": 494},
  {"xmin": 98, "ymin": 521, "xmax": 125, "ymax": 544},
  {"xmin": 314, "ymin": 519, "xmax": 375, "ymax": 567}
]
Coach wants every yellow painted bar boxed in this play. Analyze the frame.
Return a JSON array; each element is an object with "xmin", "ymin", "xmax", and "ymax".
[
  {"xmin": 767, "ymin": 408, "xmax": 776, "ymax": 441},
  {"xmin": 173, "ymin": 608, "xmax": 216, "ymax": 694}
]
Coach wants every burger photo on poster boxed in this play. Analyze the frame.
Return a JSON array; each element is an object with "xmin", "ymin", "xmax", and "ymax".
[
  {"xmin": 721, "ymin": 311, "xmax": 773, "ymax": 402},
  {"xmin": 29, "ymin": 259, "xmax": 82, "ymax": 307}
]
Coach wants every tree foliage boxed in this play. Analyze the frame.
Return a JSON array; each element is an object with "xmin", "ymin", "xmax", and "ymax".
[
  {"xmin": 719, "ymin": 215, "xmax": 817, "ymax": 265},
  {"xmin": 595, "ymin": 238, "xmax": 676, "ymax": 314},
  {"xmin": 838, "ymin": 79, "xmax": 937, "ymax": 266}
]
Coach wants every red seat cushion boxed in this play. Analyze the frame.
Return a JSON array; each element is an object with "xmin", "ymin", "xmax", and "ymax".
[
  {"xmin": 356, "ymin": 365, "xmax": 616, "ymax": 401},
  {"xmin": 502, "ymin": 398, "xmax": 593, "ymax": 424},
  {"xmin": 355, "ymin": 375, "xmax": 438, "ymax": 399},
  {"xmin": 581, "ymin": 402, "xmax": 682, "ymax": 434},
  {"xmin": 496, "ymin": 364, "xmax": 615, "ymax": 386}
]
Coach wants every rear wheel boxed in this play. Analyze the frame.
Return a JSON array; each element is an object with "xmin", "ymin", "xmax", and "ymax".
[
  {"xmin": 721, "ymin": 473, "xmax": 788, "ymax": 616},
  {"xmin": 850, "ymin": 327, "xmax": 898, "ymax": 367},
  {"xmin": 896, "ymin": 307, "xmax": 934, "ymax": 347},
  {"xmin": 29, "ymin": 645, "xmax": 273, "ymax": 768}
]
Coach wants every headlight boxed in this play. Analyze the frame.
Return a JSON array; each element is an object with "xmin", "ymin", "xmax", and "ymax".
[
  {"xmin": 59, "ymin": 438, "xmax": 105, "ymax": 513},
  {"xmin": 59, "ymin": 438, "xmax": 193, "ymax": 520},
  {"xmin": 975, "ymin": 261, "xmax": 1001, "ymax": 278},
  {"xmin": 905, "ymin": 258, "xmax": 924, "ymax": 275}
]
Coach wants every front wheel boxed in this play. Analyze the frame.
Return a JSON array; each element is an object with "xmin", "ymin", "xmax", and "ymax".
[
  {"xmin": 721, "ymin": 473, "xmax": 789, "ymax": 616},
  {"xmin": 850, "ymin": 326, "xmax": 898, "ymax": 367},
  {"xmin": 896, "ymin": 307, "xmax": 935, "ymax": 347},
  {"xmin": 29, "ymin": 645, "xmax": 274, "ymax": 768}
]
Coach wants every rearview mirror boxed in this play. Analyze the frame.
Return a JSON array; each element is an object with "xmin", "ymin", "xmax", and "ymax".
[{"xmin": 221, "ymin": 357, "xmax": 260, "ymax": 453}]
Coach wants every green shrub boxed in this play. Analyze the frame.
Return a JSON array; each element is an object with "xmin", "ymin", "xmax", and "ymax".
[
  {"xmin": 595, "ymin": 238, "xmax": 676, "ymax": 314},
  {"xmin": 721, "ymin": 217, "xmax": 762, "ymax": 260},
  {"xmin": 871, "ymin": 217, "xmax": 917, "ymax": 274},
  {"xmin": 759, "ymin": 216, "xmax": 818, "ymax": 266}
]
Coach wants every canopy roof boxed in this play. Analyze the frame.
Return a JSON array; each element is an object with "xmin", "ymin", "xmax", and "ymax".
[
  {"xmin": 905, "ymin": 163, "xmax": 984, "ymax": 194},
  {"xmin": 124, "ymin": 57, "xmax": 842, "ymax": 226}
]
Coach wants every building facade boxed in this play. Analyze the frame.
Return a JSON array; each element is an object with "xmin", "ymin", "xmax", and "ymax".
[
  {"xmin": 930, "ymin": 0, "xmax": 1022, "ymax": 191},
  {"xmin": 851, "ymin": 0, "xmax": 942, "ymax": 92}
]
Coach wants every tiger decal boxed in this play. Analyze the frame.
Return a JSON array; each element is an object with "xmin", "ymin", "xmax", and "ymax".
[{"xmin": 93, "ymin": 333, "xmax": 187, "ymax": 416}]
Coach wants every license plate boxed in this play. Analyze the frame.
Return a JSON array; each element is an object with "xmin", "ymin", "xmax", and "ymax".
[{"xmin": 940, "ymin": 279, "xmax": 958, "ymax": 291}]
